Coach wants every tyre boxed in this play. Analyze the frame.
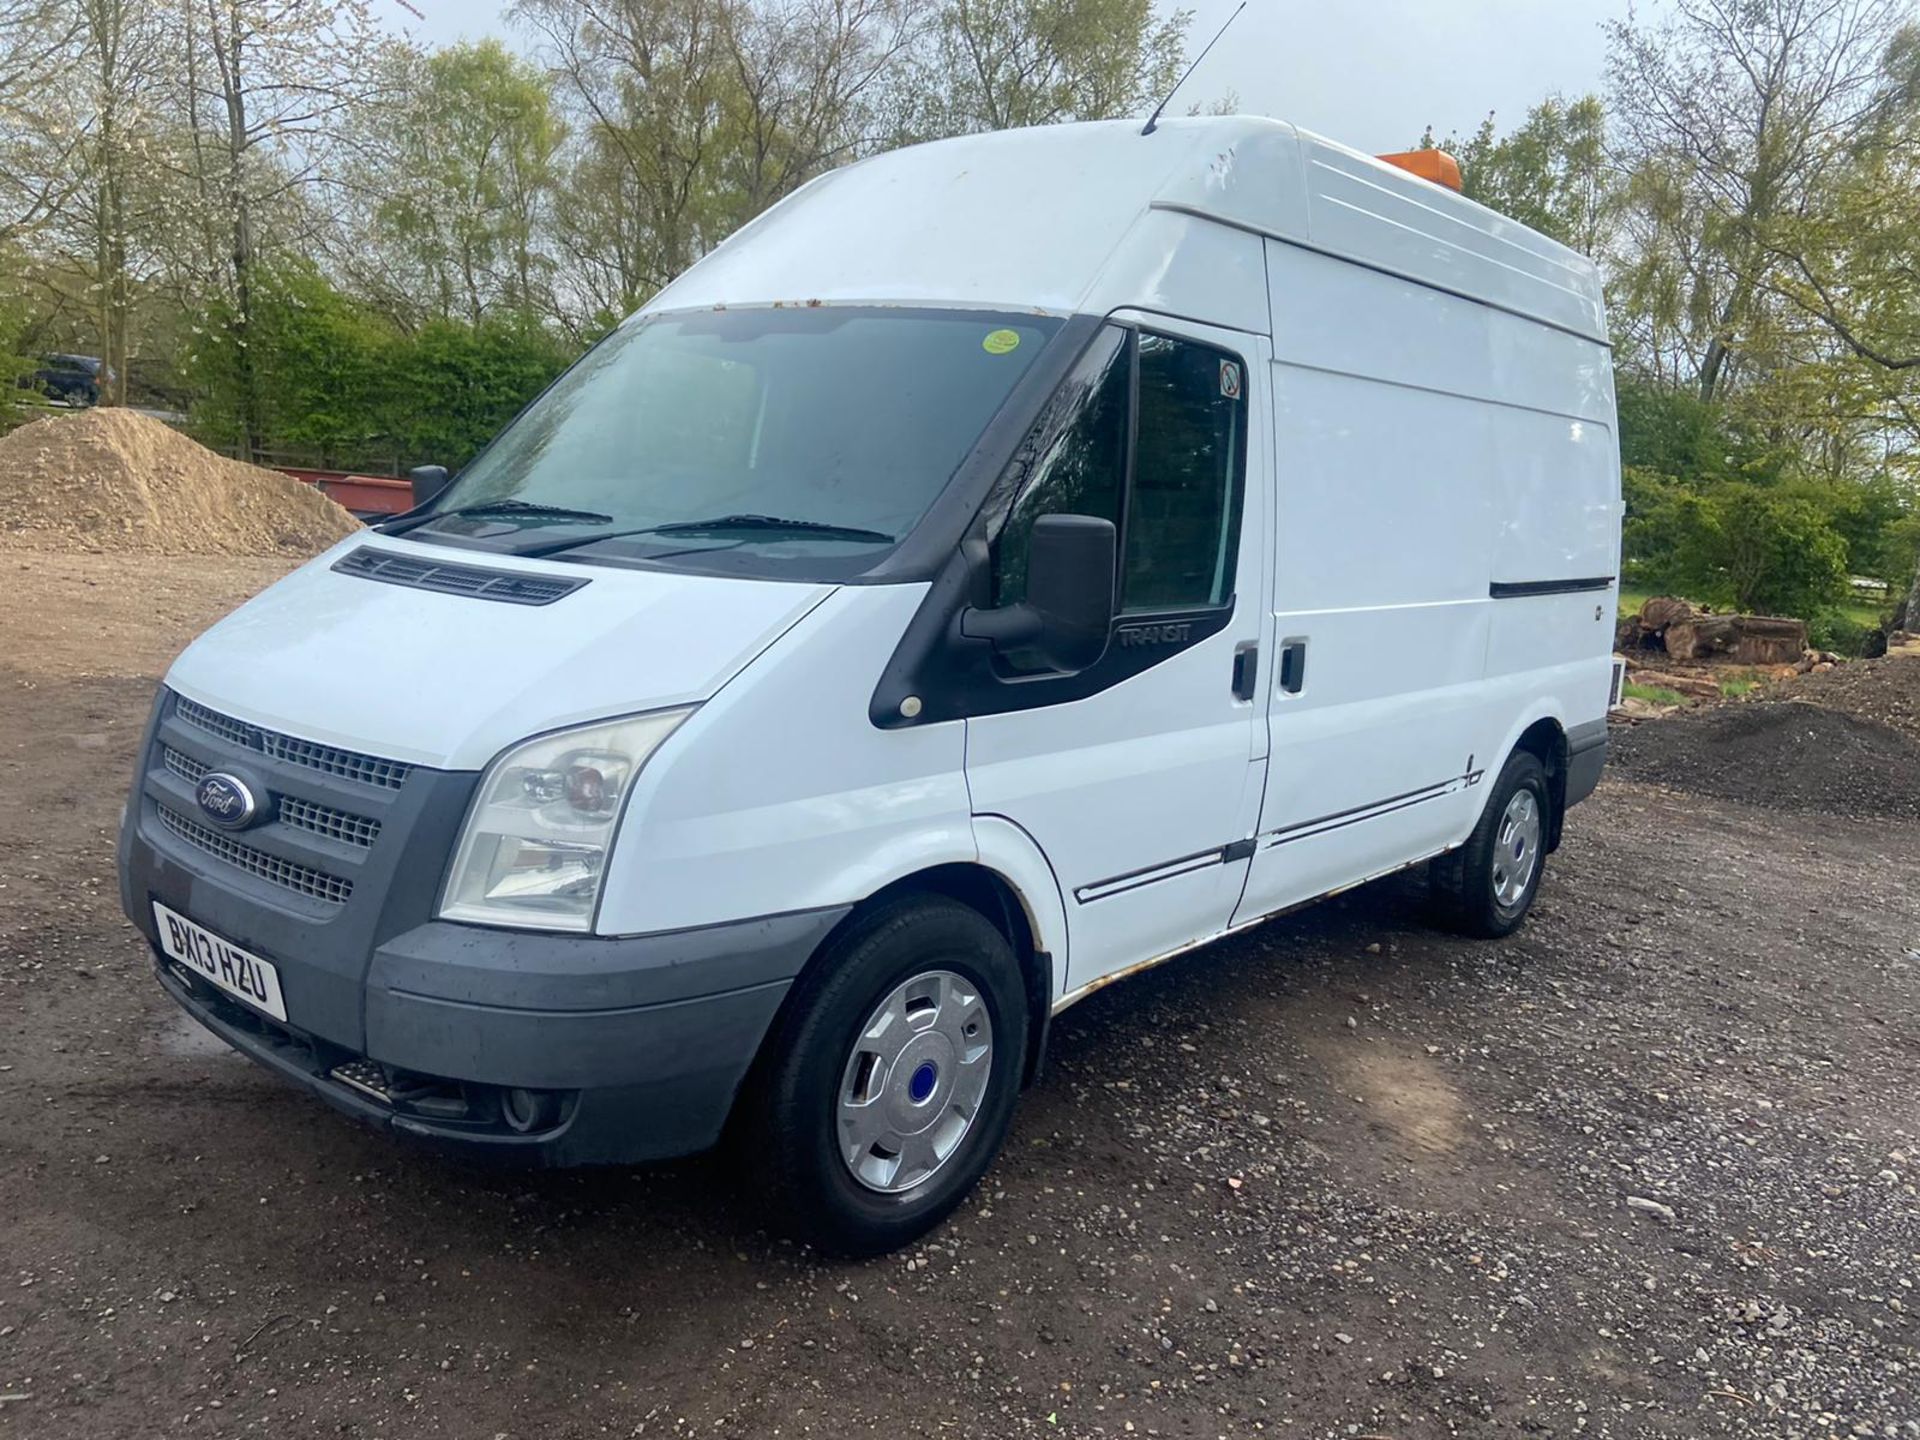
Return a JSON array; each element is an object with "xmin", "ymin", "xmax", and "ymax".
[
  {"xmin": 1432, "ymin": 748, "xmax": 1551, "ymax": 938},
  {"xmin": 740, "ymin": 894, "xmax": 1028, "ymax": 1256}
]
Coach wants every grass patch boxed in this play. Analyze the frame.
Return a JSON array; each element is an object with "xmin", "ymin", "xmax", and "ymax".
[
  {"xmin": 1718, "ymin": 675, "xmax": 1762, "ymax": 699},
  {"xmin": 1623, "ymin": 681, "xmax": 1689, "ymax": 706}
]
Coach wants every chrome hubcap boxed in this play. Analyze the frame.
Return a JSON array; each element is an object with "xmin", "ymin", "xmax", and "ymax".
[
  {"xmin": 837, "ymin": 969, "xmax": 993, "ymax": 1194},
  {"xmin": 1492, "ymin": 787, "xmax": 1542, "ymax": 910}
]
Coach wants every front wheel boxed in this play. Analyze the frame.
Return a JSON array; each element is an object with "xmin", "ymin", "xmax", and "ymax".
[
  {"xmin": 1432, "ymin": 749, "xmax": 1551, "ymax": 937},
  {"xmin": 740, "ymin": 895, "xmax": 1028, "ymax": 1255}
]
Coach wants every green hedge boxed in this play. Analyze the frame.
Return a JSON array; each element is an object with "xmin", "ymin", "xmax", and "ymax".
[{"xmin": 189, "ymin": 262, "xmax": 576, "ymax": 471}]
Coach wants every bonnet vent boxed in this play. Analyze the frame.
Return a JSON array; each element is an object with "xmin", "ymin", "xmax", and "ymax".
[{"xmin": 331, "ymin": 547, "xmax": 589, "ymax": 606}]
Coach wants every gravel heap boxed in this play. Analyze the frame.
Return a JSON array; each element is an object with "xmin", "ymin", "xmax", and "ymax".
[
  {"xmin": 0, "ymin": 408, "xmax": 360, "ymax": 556},
  {"xmin": 1612, "ymin": 694, "xmax": 1920, "ymax": 820}
]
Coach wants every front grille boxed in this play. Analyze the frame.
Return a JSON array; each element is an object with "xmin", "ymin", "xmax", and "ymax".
[
  {"xmin": 167, "ymin": 742, "xmax": 381, "ymax": 850},
  {"xmin": 175, "ymin": 697, "xmax": 412, "ymax": 791},
  {"xmin": 163, "ymin": 746, "xmax": 207, "ymax": 785},
  {"xmin": 157, "ymin": 804, "xmax": 354, "ymax": 905},
  {"xmin": 279, "ymin": 795, "xmax": 381, "ymax": 848},
  {"xmin": 332, "ymin": 547, "xmax": 588, "ymax": 606}
]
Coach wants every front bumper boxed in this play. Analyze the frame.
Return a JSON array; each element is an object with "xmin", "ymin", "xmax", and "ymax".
[
  {"xmin": 141, "ymin": 908, "xmax": 844, "ymax": 1165},
  {"xmin": 120, "ymin": 686, "xmax": 848, "ymax": 1166}
]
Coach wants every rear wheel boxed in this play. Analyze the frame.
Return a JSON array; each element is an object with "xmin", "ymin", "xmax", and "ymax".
[
  {"xmin": 1432, "ymin": 749, "xmax": 1550, "ymax": 937},
  {"xmin": 741, "ymin": 895, "xmax": 1027, "ymax": 1255}
]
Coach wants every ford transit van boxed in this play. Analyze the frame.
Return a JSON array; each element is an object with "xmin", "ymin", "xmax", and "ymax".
[{"xmin": 119, "ymin": 117, "xmax": 1620, "ymax": 1253}]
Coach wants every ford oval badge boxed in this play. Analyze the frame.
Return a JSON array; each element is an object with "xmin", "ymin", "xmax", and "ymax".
[{"xmin": 195, "ymin": 772, "xmax": 259, "ymax": 830}]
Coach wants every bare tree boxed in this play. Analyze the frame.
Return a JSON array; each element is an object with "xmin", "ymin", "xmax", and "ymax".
[
  {"xmin": 516, "ymin": 0, "xmax": 1183, "ymax": 324},
  {"xmin": 0, "ymin": 0, "xmax": 87, "ymax": 241},
  {"xmin": 1608, "ymin": 0, "xmax": 1916, "ymax": 400},
  {"xmin": 908, "ymin": 0, "xmax": 1185, "ymax": 138},
  {"xmin": 721, "ymin": 0, "xmax": 923, "ymax": 212},
  {"xmin": 516, "ymin": 0, "xmax": 741, "ymax": 316},
  {"xmin": 171, "ymin": 0, "xmax": 389, "ymax": 455},
  {"xmin": 58, "ymin": 0, "xmax": 171, "ymax": 403}
]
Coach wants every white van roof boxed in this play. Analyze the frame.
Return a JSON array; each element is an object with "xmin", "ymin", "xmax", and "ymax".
[{"xmin": 645, "ymin": 117, "xmax": 1609, "ymax": 345}]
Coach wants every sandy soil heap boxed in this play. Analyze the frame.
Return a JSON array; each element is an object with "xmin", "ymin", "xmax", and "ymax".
[{"xmin": 0, "ymin": 408, "xmax": 361, "ymax": 556}]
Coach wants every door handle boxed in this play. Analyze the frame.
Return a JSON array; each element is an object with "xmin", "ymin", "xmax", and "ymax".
[
  {"xmin": 1231, "ymin": 642, "xmax": 1258, "ymax": 701},
  {"xmin": 1278, "ymin": 639, "xmax": 1307, "ymax": 694}
]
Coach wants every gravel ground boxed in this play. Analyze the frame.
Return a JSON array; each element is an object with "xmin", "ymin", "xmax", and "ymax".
[{"xmin": 2, "ymin": 558, "xmax": 1917, "ymax": 1439}]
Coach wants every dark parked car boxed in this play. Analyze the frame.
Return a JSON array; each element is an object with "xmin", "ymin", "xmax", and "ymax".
[{"xmin": 31, "ymin": 354, "xmax": 108, "ymax": 406}]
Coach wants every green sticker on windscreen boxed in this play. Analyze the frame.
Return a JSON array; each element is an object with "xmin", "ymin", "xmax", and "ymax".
[{"xmin": 982, "ymin": 328, "xmax": 1021, "ymax": 355}]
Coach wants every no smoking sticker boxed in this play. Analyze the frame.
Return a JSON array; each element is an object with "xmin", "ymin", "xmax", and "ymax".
[{"xmin": 1219, "ymin": 360, "xmax": 1243, "ymax": 399}]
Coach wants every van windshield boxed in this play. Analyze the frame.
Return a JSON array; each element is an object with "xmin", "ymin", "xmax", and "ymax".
[{"xmin": 411, "ymin": 307, "xmax": 1061, "ymax": 577}]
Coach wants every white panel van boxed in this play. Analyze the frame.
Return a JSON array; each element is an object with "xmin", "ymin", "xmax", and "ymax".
[{"xmin": 119, "ymin": 118, "xmax": 1620, "ymax": 1253}]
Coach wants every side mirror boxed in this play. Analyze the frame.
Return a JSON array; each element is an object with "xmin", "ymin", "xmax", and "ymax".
[
  {"xmin": 409, "ymin": 464, "xmax": 451, "ymax": 508},
  {"xmin": 962, "ymin": 514, "xmax": 1117, "ymax": 672}
]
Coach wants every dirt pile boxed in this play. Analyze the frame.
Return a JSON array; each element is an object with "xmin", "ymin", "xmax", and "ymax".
[
  {"xmin": 1612, "ymin": 696, "xmax": 1920, "ymax": 820},
  {"xmin": 1767, "ymin": 654, "xmax": 1920, "ymax": 746},
  {"xmin": 0, "ymin": 408, "xmax": 360, "ymax": 556}
]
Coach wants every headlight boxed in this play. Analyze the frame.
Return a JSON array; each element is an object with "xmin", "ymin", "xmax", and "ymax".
[{"xmin": 440, "ymin": 709, "xmax": 693, "ymax": 932}]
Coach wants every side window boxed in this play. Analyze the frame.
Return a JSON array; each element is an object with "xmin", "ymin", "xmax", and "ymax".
[
  {"xmin": 991, "ymin": 326, "xmax": 1129, "ymax": 610},
  {"xmin": 988, "ymin": 324, "xmax": 1247, "ymax": 673},
  {"xmin": 1123, "ymin": 333, "xmax": 1246, "ymax": 612}
]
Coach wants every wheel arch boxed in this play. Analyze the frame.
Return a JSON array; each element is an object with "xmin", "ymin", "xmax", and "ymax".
[
  {"xmin": 1504, "ymin": 711, "xmax": 1571, "ymax": 851},
  {"xmin": 747, "ymin": 843, "xmax": 1063, "ymax": 1102},
  {"xmin": 856, "ymin": 859, "xmax": 1057, "ymax": 1088}
]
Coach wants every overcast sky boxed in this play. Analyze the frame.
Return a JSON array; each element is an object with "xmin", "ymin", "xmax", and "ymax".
[{"xmin": 381, "ymin": 0, "xmax": 1637, "ymax": 155}]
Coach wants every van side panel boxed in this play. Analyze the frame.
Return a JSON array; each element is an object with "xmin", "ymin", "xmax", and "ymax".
[
  {"xmin": 1482, "ymin": 358, "xmax": 1622, "ymax": 749},
  {"xmin": 1233, "ymin": 239, "xmax": 1614, "ymax": 923},
  {"xmin": 963, "ymin": 320, "xmax": 1273, "ymax": 992},
  {"xmin": 1480, "ymin": 306, "xmax": 1621, "ymax": 756}
]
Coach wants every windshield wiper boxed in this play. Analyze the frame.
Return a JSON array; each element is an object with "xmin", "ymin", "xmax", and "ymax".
[
  {"xmin": 442, "ymin": 499, "xmax": 616, "ymax": 523},
  {"xmin": 380, "ymin": 498, "xmax": 615, "ymax": 535},
  {"xmin": 649, "ymin": 513, "xmax": 896, "ymax": 541},
  {"xmin": 513, "ymin": 513, "xmax": 895, "ymax": 558}
]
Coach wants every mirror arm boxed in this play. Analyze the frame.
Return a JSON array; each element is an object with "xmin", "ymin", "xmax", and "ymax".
[
  {"xmin": 958, "ymin": 603, "xmax": 1043, "ymax": 648},
  {"xmin": 408, "ymin": 464, "xmax": 451, "ymax": 509}
]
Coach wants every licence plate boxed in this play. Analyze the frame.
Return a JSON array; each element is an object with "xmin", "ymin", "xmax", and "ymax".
[{"xmin": 152, "ymin": 901, "xmax": 288, "ymax": 1023}]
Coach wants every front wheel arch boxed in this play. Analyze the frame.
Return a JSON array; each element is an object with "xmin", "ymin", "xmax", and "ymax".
[
  {"xmin": 734, "ymin": 890, "xmax": 1031, "ymax": 1253},
  {"xmin": 860, "ymin": 865, "xmax": 1053, "ymax": 1086},
  {"xmin": 727, "ymin": 863, "xmax": 1054, "ymax": 1154}
]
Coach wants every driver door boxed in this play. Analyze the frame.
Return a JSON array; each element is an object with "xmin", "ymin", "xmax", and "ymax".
[{"xmin": 964, "ymin": 315, "xmax": 1271, "ymax": 993}]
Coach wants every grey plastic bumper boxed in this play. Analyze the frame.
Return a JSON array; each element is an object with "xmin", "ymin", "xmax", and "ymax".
[
  {"xmin": 1565, "ymin": 718, "xmax": 1607, "ymax": 810},
  {"xmin": 142, "ymin": 908, "xmax": 846, "ymax": 1165}
]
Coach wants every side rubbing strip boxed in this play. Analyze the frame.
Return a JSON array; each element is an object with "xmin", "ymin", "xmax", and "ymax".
[
  {"xmin": 1489, "ymin": 577, "xmax": 1615, "ymax": 599},
  {"xmin": 1075, "ymin": 836, "xmax": 1262, "ymax": 905},
  {"xmin": 1074, "ymin": 761, "xmax": 1486, "ymax": 904},
  {"xmin": 1256, "ymin": 761, "xmax": 1485, "ymax": 853},
  {"xmin": 1075, "ymin": 846, "xmax": 1229, "ymax": 904}
]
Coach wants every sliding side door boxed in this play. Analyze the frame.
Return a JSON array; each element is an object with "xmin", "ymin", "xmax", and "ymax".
[{"xmin": 1232, "ymin": 244, "xmax": 1498, "ymax": 924}]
